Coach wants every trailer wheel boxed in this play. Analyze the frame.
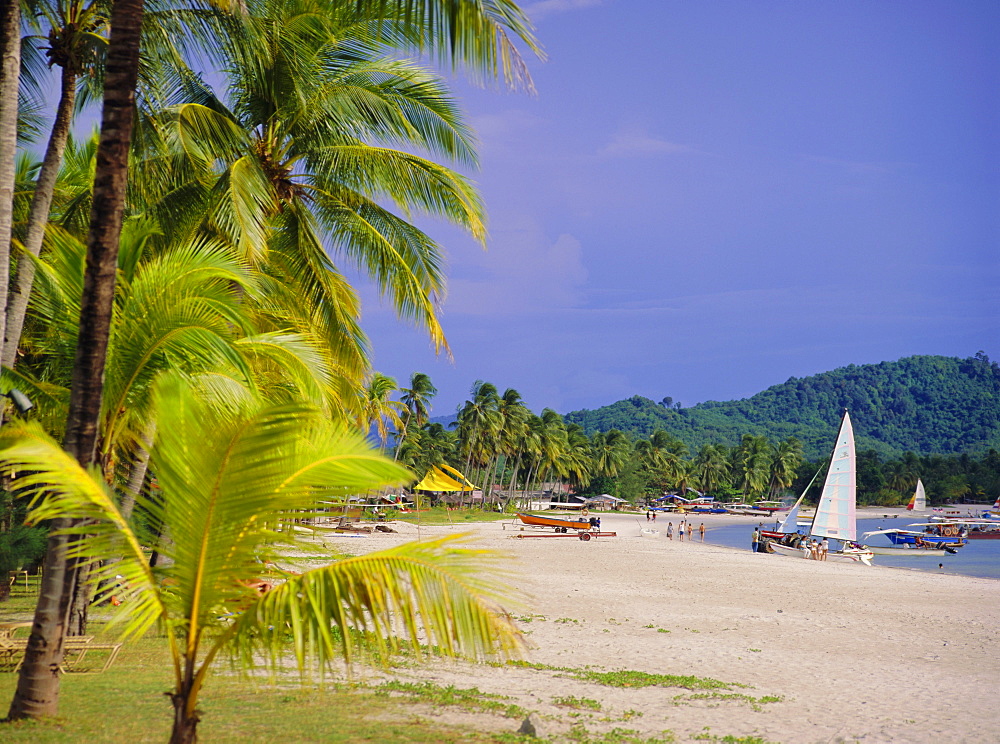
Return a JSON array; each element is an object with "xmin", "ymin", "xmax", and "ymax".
[{"xmin": 579, "ymin": 532, "xmax": 592, "ymax": 541}]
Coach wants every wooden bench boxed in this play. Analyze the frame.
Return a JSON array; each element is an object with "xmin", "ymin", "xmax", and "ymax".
[{"xmin": 0, "ymin": 633, "xmax": 122, "ymax": 674}]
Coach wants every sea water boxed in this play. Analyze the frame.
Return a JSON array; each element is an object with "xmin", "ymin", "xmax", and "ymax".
[{"xmin": 704, "ymin": 517, "xmax": 1000, "ymax": 580}]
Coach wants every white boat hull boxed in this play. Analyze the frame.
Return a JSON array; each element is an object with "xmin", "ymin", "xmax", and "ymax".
[
  {"xmin": 768, "ymin": 541, "xmax": 874, "ymax": 565},
  {"xmin": 866, "ymin": 544, "xmax": 949, "ymax": 557}
]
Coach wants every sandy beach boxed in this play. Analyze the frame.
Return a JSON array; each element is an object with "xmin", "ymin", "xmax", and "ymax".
[{"xmin": 322, "ymin": 510, "xmax": 1000, "ymax": 743}]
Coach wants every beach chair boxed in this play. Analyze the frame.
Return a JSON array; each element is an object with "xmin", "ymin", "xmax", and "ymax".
[{"xmin": 0, "ymin": 634, "xmax": 122, "ymax": 674}]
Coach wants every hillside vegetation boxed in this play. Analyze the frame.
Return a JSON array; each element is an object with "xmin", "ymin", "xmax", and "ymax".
[{"xmin": 564, "ymin": 354, "xmax": 1000, "ymax": 458}]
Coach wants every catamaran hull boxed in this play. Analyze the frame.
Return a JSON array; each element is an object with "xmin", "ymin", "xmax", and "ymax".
[
  {"xmin": 767, "ymin": 541, "xmax": 874, "ymax": 565},
  {"xmin": 866, "ymin": 545, "xmax": 951, "ymax": 556}
]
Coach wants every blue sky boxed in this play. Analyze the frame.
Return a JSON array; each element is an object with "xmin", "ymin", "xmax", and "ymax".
[{"xmin": 357, "ymin": 0, "xmax": 999, "ymax": 417}]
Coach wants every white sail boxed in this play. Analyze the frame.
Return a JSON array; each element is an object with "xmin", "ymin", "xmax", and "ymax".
[
  {"xmin": 809, "ymin": 411, "xmax": 857, "ymax": 541},
  {"xmin": 778, "ymin": 467, "xmax": 822, "ymax": 533},
  {"xmin": 910, "ymin": 479, "xmax": 926, "ymax": 512}
]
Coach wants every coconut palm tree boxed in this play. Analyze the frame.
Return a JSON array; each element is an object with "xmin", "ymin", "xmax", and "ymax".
[
  {"xmin": 454, "ymin": 380, "xmax": 499, "ymax": 492},
  {"xmin": 562, "ymin": 422, "xmax": 592, "ymax": 492},
  {"xmin": 693, "ymin": 443, "xmax": 731, "ymax": 494},
  {"xmin": 357, "ymin": 372, "xmax": 403, "ymax": 449},
  {"xmin": 635, "ymin": 429, "xmax": 686, "ymax": 488},
  {"xmin": 0, "ymin": 0, "xmax": 21, "ymax": 346},
  {"xmin": 591, "ymin": 429, "xmax": 630, "ymax": 480},
  {"xmin": 734, "ymin": 434, "xmax": 771, "ymax": 499},
  {"xmin": 0, "ymin": 374, "xmax": 521, "ymax": 743},
  {"xmin": 768, "ymin": 437, "xmax": 803, "ymax": 497},
  {"xmin": 10, "ymin": 0, "xmax": 541, "ymax": 719},
  {"xmin": 2, "ymin": 0, "xmax": 110, "ymax": 369},
  {"xmin": 396, "ymin": 371, "xmax": 437, "ymax": 452}
]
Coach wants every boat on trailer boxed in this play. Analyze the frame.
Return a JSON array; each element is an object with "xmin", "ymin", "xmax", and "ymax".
[{"xmin": 516, "ymin": 512, "xmax": 591, "ymax": 533}]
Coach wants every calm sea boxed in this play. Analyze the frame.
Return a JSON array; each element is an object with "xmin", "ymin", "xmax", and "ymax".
[{"xmin": 704, "ymin": 516, "xmax": 1000, "ymax": 580}]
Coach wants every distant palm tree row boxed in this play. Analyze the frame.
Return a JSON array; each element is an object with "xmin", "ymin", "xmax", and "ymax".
[
  {"xmin": 375, "ymin": 376, "xmax": 1000, "ymax": 507},
  {"xmin": 362, "ymin": 375, "xmax": 807, "ymax": 502}
]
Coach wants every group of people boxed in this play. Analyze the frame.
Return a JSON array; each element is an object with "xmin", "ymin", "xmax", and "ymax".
[
  {"xmin": 752, "ymin": 525, "xmax": 829, "ymax": 559},
  {"xmin": 658, "ymin": 519, "xmax": 705, "ymax": 541}
]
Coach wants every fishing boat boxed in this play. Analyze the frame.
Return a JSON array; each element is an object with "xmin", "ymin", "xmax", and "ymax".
[
  {"xmin": 751, "ymin": 500, "xmax": 791, "ymax": 514},
  {"xmin": 927, "ymin": 519, "xmax": 1000, "ymax": 540},
  {"xmin": 765, "ymin": 411, "xmax": 874, "ymax": 565},
  {"xmin": 879, "ymin": 522, "xmax": 967, "ymax": 549},
  {"xmin": 516, "ymin": 513, "xmax": 591, "ymax": 532},
  {"xmin": 860, "ymin": 530, "xmax": 958, "ymax": 556}
]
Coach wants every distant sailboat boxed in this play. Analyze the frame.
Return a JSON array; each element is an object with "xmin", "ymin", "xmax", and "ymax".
[
  {"xmin": 767, "ymin": 411, "xmax": 874, "ymax": 565},
  {"xmin": 906, "ymin": 479, "xmax": 927, "ymax": 512}
]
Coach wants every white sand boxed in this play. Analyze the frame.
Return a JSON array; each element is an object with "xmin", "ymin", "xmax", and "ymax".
[{"xmin": 320, "ymin": 511, "xmax": 1000, "ymax": 743}]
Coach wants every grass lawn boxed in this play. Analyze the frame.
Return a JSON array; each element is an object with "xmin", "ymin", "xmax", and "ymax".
[
  {"xmin": 0, "ymin": 636, "xmax": 524, "ymax": 743},
  {"xmin": 395, "ymin": 507, "xmax": 510, "ymax": 526},
  {"xmin": 0, "ymin": 577, "xmax": 519, "ymax": 743}
]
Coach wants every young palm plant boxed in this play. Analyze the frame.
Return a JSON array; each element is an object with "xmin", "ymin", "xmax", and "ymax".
[{"xmin": 0, "ymin": 374, "xmax": 522, "ymax": 743}]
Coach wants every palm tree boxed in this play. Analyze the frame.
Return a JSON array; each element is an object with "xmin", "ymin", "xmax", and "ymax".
[
  {"xmin": 0, "ymin": 374, "xmax": 521, "ymax": 743},
  {"xmin": 10, "ymin": 0, "xmax": 541, "ymax": 719},
  {"xmin": 562, "ymin": 423, "xmax": 592, "ymax": 493},
  {"xmin": 454, "ymin": 380, "xmax": 500, "ymax": 495},
  {"xmin": 357, "ymin": 372, "xmax": 403, "ymax": 449},
  {"xmin": 635, "ymin": 429, "xmax": 686, "ymax": 489},
  {"xmin": 693, "ymin": 443, "xmax": 731, "ymax": 494},
  {"xmin": 768, "ymin": 437, "xmax": 803, "ymax": 497},
  {"xmin": 734, "ymin": 434, "xmax": 771, "ymax": 499},
  {"xmin": 0, "ymin": 0, "xmax": 21, "ymax": 348},
  {"xmin": 397, "ymin": 371, "xmax": 437, "ymax": 452},
  {"xmin": 591, "ymin": 429, "xmax": 630, "ymax": 479},
  {"xmin": 2, "ymin": 0, "xmax": 110, "ymax": 369}
]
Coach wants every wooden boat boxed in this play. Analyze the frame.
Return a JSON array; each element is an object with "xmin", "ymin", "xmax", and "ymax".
[
  {"xmin": 516, "ymin": 513, "xmax": 591, "ymax": 532},
  {"xmin": 752, "ymin": 500, "xmax": 791, "ymax": 514}
]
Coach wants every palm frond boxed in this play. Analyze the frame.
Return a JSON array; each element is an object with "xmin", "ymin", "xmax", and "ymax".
[{"xmin": 230, "ymin": 535, "xmax": 523, "ymax": 674}]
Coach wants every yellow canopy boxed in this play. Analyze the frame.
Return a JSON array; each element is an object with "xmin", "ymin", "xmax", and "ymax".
[{"xmin": 413, "ymin": 464, "xmax": 476, "ymax": 492}]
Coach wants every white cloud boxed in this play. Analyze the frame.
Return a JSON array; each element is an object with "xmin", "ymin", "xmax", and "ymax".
[
  {"xmin": 600, "ymin": 129, "xmax": 692, "ymax": 158},
  {"xmin": 443, "ymin": 228, "xmax": 588, "ymax": 317}
]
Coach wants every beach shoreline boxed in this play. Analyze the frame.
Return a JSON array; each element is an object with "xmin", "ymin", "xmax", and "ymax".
[{"xmin": 319, "ymin": 511, "xmax": 999, "ymax": 743}]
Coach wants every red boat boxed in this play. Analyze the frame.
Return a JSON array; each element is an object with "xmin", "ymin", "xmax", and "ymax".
[{"xmin": 516, "ymin": 513, "xmax": 591, "ymax": 532}]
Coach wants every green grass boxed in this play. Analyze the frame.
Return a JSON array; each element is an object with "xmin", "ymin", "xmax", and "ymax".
[
  {"xmin": 0, "ymin": 637, "xmax": 523, "ymax": 743},
  {"xmin": 396, "ymin": 507, "xmax": 509, "ymax": 526},
  {"xmin": 375, "ymin": 680, "xmax": 526, "ymax": 718},
  {"xmin": 568, "ymin": 670, "xmax": 741, "ymax": 691},
  {"xmin": 553, "ymin": 695, "xmax": 602, "ymax": 711}
]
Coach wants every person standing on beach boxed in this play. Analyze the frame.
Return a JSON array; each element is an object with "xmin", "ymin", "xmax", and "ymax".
[
  {"xmin": 699, "ymin": 523, "xmax": 706, "ymax": 541},
  {"xmin": 666, "ymin": 522, "xmax": 673, "ymax": 540},
  {"xmin": 820, "ymin": 538, "xmax": 829, "ymax": 561},
  {"xmin": 679, "ymin": 521, "xmax": 685, "ymax": 541},
  {"xmin": 751, "ymin": 527, "xmax": 760, "ymax": 552}
]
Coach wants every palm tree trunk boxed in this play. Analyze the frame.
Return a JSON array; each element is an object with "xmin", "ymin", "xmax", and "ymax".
[
  {"xmin": 2, "ymin": 65, "xmax": 79, "ymax": 368},
  {"xmin": 120, "ymin": 424, "xmax": 155, "ymax": 521},
  {"xmin": 0, "ymin": 0, "xmax": 21, "ymax": 353},
  {"xmin": 7, "ymin": 0, "xmax": 145, "ymax": 720}
]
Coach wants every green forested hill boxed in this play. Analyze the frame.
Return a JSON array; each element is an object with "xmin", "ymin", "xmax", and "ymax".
[{"xmin": 563, "ymin": 354, "xmax": 1000, "ymax": 458}]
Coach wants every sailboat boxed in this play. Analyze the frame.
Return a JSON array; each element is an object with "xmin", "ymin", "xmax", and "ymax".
[
  {"xmin": 905, "ymin": 479, "xmax": 927, "ymax": 512},
  {"xmin": 766, "ymin": 411, "xmax": 874, "ymax": 565}
]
